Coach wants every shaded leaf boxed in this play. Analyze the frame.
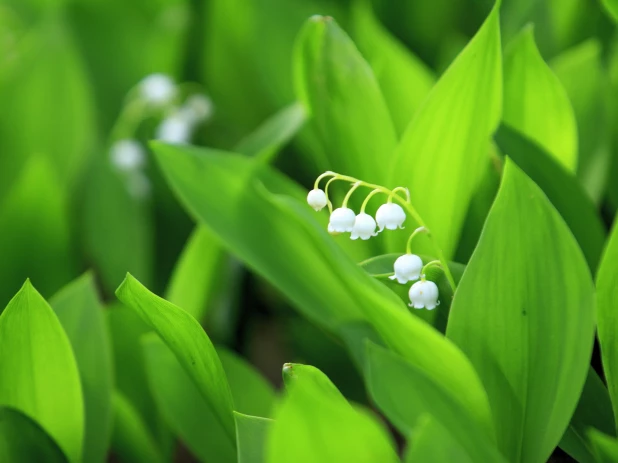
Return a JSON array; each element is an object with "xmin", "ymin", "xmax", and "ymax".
[
  {"xmin": 50, "ymin": 274, "xmax": 113, "ymax": 463},
  {"xmin": 503, "ymin": 25, "xmax": 578, "ymax": 171},
  {"xmin": 235, "ymin": 413, "xmax": 273, "ymax": 463},
  {"xmin": 403, "ymin": 415, "xmax": 474, "ymax": 463}
]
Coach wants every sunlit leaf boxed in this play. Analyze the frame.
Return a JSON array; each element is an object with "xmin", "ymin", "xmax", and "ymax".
[
  {"xmin": 389, "ymin": 1, "xmax": 502, "ymax": 258},
  {"xmin": 447, "ymin": 159, "xmax": 596, "ymax": 462},
  {"xmin": 116, "ymin": 274, "xmax": 236, "ymax": 446},
  {"xmin": 0, "ymin": 281, "xmax": 83, "ymax": 463},
  {"xmin": 294, "ymin": 15, "xmax": 397, "ymax": 183},
  {"xmin": 503, "ymin": 25, "xmax": 578, "ymax": 171},
  {"xmin": 351, "ymin": 0, "xmax": 435, "ymax": 134},
  {"xmin": 235, "ymin": 413, "xmax": 272, "ymax": 463},
  {"xmin": 590, "ymin": 429, "xmax": 618, "ymax": 463},
  {"xmin": 50, "ymin": 274, "xmax": 113, "ymax": 463}
]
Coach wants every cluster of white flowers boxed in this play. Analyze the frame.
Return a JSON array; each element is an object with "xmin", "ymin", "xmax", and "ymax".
[{"xmin": 307, "ymin": 172, "xmax": 441, "ymax": 310}]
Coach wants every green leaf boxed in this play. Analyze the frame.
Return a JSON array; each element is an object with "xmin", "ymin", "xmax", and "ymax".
[
  {"xmin": 0, "ymin": 407, "xmax": 68, "ymax": 463},
  {"xmin": 142, "ymin": 334, "xmax": 235, "ymax": 463},
  {"xmin": 559, "ymin": 368, "xmax": 617, "ymax": 463},
  {"xmin": 218, "ymin": 348, "xmax": 276, "ymax": 418},
  {"xmin": 82, "ymin": 157, "xmax": 153, "ymax": 294},
  {"xmin": 0, "ymin": 281, "xmax": 84, "ymax": 463},
  {"xmin": 235, "ymin": 413, "xmax": 272, "ymax": 463},
  {"xmin": 116, "ymin": 274, "xmax": 236, "ymax": 446},
  {"xmin": 110, "ymin": 391, "xmax": 164, "ymax": 463},
  {"xmin": 551, "ymin": 40, "xmax": 611, "ymax": 204},
  {"xmin": 495, "ymin": 124, "xmax": 605, "ymax": 272},
  {"xmin": 366, "ymin": 343, "xmax": 505, "ymax": 462},
  {"xmin": 153, "ymin": 142, "xmax": 494, "ymax": 439},
  {"xmin": 446, "ymin": 159, "xmax": 596, "ymax": 463},
  {"xmin": 597, "ymin": 219, "xmax": 618, "ymax": 433},
  {"xmin": 235, "ymin": 102, "xmax": 306, "ymax": 162},
  {"xmin": 282, "ymin": 363, "xmax": 345, "ymax": 402},
  {"xmin": 590, "ymin": 430, "xmax": 618, "ymax": 463},
  {"xmin": 601, "ymin": 0, "xmax": 618, "ymax": 23},
  {"xmin": 0, "ymin": 20, "xmax": 96, "ymax": 195},
  {"xmin": 165, "ymin": 225, "xmax": 224, "ymax": 321},
  {"xmin": 294, "ymin": 15, "xmax": 397, "ymax": 183},
  {"xmin": 503, "ymin": 25, "xmax": 578, "ymax": 171},
  {"xmin": 0, "ymin": 155, "xmax": 74, "ymax": 306},
  {"xmin": 267, "ymin": 366, "xmax": 399, "ymax": 463},
  {"xmin": 351, "ymin": 0, "xmax": 435, "ymax": 135},
  {"xmin": 389, "ymin": 1, "xmax": 502, "ymax": 258},
  {"xmin": 50, "ymin": 274, "xmax": 113, "ymax": 463},
  {"xmin": 403, "ymin": 415, "xmax": 473, "ymax": 463}
]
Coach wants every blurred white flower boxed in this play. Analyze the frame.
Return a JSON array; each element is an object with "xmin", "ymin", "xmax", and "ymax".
[
  {"xmin": 408, "ymin": 280, "xmax": 440, "ymax": 310},
  {"xmin": 156, "ymin": 113, "xmax": 193, "ymax": 144},
  {"xmin": 350, "ymin": 213, "xmax": 377, "ymax": 240},
  {"xmin": 140, "ymin": 73, "xmax": 177, "ymax": 105},
  {"xmin": 376, "ymin": 202, "xmax": 406, "ymax": 231},
  {"xmin": 182, "ymin": 94, "xmax": 214, "ymax": 123},
  {"xmin": 389, "ymin": 254, "xmax": 422, "ymax": 284},
  {"xmin": 110, "ymin": 139, "xmax": 146, "ymax": 172},
  {"xmin": 328, "ymin": 207, "xmax": 355, "ymax": 234},
  {"xmin": 307, "ymin": 189, "xmax": 328, "ymax": 211}
]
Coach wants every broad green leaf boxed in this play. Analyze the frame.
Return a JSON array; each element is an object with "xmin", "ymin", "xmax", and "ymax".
[
  {"xmin": 165, "ymin": 226, "xmax": 224, "ymax": 321},
  {"xmin": 597, "ymin": 219, "xmax": 618, "ymax": 432},
  {"xmin": 551, "ymin": 40, "xmax": 610, "ymax": 204},
  {"xmin": 0, "ymin": 281, "xmax": 84, "ymax": 463},
  {"xmin": 282, "ymin": 363, "xmax": 345, "ymax": 401},
  {"xmin": 0, "ymin": 407, "xmax": 68, "ymax": 463},
  {"xmin": 601, "ymin": 0, "xmax": 618, "ymax": 23},
  {"xmin": 366, "ymin": 343, "xmax": 505, "ymax": 462},
  {"xmin": 142, "ymin": 334, "xmax": 235, "ymax": 463},
  {"xmin": 560, "ymin": 369, "xmax": 617, "ymax": 463},
  {"xmin": 0, "ymin": 21, "xmax": 96, "ymax": 195},
  {"xmin": 351, "ymin": 0, "xmax": 435, "ymax": 135},
  {"xmin": 219, "ymin": 348, "xmax": 276, "ymax": 418},
  {"xmin": 495, "ymin": 124, "xmax": 605, "ymax": 272},
  {"xmin": 267, "ymin": 367, "xmax": 398, "ymax": 463},
  {"xmin": 82, "ymin": 156, "xmax": 153, "ymax": 294},
  {"xmin": 116, "ymin": 274, "xmax": 236, "ymax": 445},
  {"xmin": 110, "ymin": 391, "xmax": 164, "ymax": 463},
  {"xmin": 235, "ymin": 413, "xmax": 272, "ymax": 463},
  {"xmin": 336, "ymin": 321, "xmax": 384, "ymax": 371},
  {"xmin": 403, "ymin": 415, "xmax": 473, "ymax": 463},
  {"xmin": 153, "ymin": 142, "xmax": 494, "ymax": 437},
  {"xmin": 50, "ymin": 274, "xmax": 113, "ymax": 463},
  {"xmin": 447, "ymin": 159, "xmax": 596, "ymax": 463},
  {"xmin": 235, "ymin": 102, "xmax": 306, "ymax": 162},
  {"xmin": 294, "ymin": 15, "xmax": 397, "ymax": 183},
  {"xmin": 503, "ymin": 26, "xmax": 578, "ymax": 171},
  {"xmin": 591, "ymin": 430, "xmax": 618, "ymax": 463},
  {"xmin": 389, "ymin": 1, "xmax": 502, "ymax": 258},
  {"xmin": 0, "ymin": 156, "xmax": 74, "ymax": 306}
]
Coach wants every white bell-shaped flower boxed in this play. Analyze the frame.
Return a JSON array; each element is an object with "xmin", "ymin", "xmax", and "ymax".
[
  {"xmin": 389, "ymin": 254, "xmax": 422, "ymax": 284},
  {"xmin": 350, "ymin": 213, "xmax": 378, "ymax": 240},
  {"xmin": 156, "ymin": 113, "xmax": 193, "ymax": 144},
  {"xmin": 328, "ymin": 207, "xmax": 356, "ymax": 234},
  {"xmin": 182, "ymin": 94, "xmax": 214, "ymax": 123},
  {"xmin": 140, "ymin": 73, "xmax": 177, "ymax": 105},
  {"xmin": 110, "ymin": 139, "xmax": 145, "ymax": 172},
  {"xmin": 376, "ymin": 202, "xmax": 406, "ymax": 231},
  {"xmin": 408, "ymin": 280, "xmax": 440, "ymax": 310},
  {"xmin": 307, "ymin": 189, "xmax": 328, "ymax": 211}
]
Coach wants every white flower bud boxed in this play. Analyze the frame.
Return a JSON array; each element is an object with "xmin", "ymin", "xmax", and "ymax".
[
  {"xmin": 408, "ymin": 280, "xmax": 440, "ymax": 310},
  {"xmin": 350, "ymin": 213, "xmax": 378, "ymax": 240},
  {"xmin": 376, "ymin": 202, "xmax": 406, "ymax": 231},
  {"xmin": 156, "ymin": 113, "xmax": 193, "ymax": 144},
  {"xmin": 140, "ymin": 73, "xmax": 177, "ymax": 105},
  {"xmin": 389, "ymin": 254, "xmax": 422, "ymax": 284},
  {"xmin": 110, "ymin": 139, "xmax": 146, "ymax": 172},
  {"xmin": 183, "ymin": 94, "xmax": 214, "ymax": 123},
  {"xmin": 307, "ymin": 189, "xmax": 328, "ymax": 211},
  {"xmin": 328, "ymin": 207, "xmax": 356, "ymax": 234}
]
